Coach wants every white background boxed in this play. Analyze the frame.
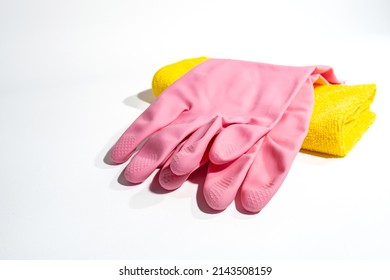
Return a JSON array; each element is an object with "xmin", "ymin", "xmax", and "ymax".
[{"xmin": 1, "ymin": 0, "xmax": 389, "ymax": 260}]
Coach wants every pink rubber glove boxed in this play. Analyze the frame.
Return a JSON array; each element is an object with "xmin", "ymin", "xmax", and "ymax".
[
  {"xmin": 111, "ymin": 59, "xmax": 338, "ymax": 189},
  {"xmin": 207, "ymin": 78, "xmax": 317, "ymax": 212},
  {"xmin": 158, "ymin": 73, "xmax": 339, "ymax": 212}
]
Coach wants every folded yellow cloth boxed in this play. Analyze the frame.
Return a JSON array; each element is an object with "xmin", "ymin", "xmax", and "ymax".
[
  {"xmin": 152, "ymin": 57, "xmax": 209, "ymax": 96},
  {"xmin": 303, "ymin": 84, "xmax": 376, "ymax": 156},
  {"xmin": 151, "ymin": 58, "xmax": 376, "ymax": 157}
]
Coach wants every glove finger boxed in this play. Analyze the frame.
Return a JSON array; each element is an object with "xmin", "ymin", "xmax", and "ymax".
[
  {"xmin": 203, "ymin": 139, "xmax": 263, "ymax": 211},
  {"xmin": 111, "ymin": 92, "xmax": 191, "ymax": 163},
  {"xmin": 159, "ymin": 115, "xmax": 221, "ymax": 189},
  {"xmin": 209, "ymin": 124, "xmax": 269, "ymax": 165},
  {"xmin": 124, "ymin": 116, "xmax": 212, "ymax": 184},
  {"xmin": 160, "ymin": 147, "xmax": 210, "ymax": 190},
  {"xmin": 159, "ymin": 165, "xmax": 191, "ymax": 191},
  {"xmin": 313, "ymin": 65, "xmax": 341, "ymax": 85},
  {"xmin": 240, "ymin": 81, "xmax": 314, "ymax": 213},
  {"xmin": 159, "ymin": 142, "xmax": 190, "ymax": 190},
  {"xmin": 170, "ymin": 116, "xmax": 222, "ymax": 176},
  {"xmin": 239, "ymin": 136, "xmax": 295, "ymax": 213}
]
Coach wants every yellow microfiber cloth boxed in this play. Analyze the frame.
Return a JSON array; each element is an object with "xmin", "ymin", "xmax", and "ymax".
[
  {"xmin": 303, "ymin": 83, "xmax": 376, "ymax": 156},
  {"xmin": 151, "ymin": 57, "xmax": 376, "ymax": 157},
  {"xmin": 152, "ymin": 56, "xmax": 209, "ymax": 96}
]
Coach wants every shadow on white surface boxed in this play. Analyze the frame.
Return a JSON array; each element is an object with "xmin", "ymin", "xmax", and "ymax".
[
  {"xmin": 122, "ymin": 89, "xmax": 155, "ymax": 110},
  {"xmin": 128, "ymin": 188, "xmax": 166, "ymax": 209},
  {"xmin": 137, "ymin": 88, "xmax": 156, "ymax": 104}
]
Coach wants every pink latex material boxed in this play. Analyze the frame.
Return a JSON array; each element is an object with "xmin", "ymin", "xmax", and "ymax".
[
  {"xmin": 111, "ymin": 58, "xmax": 339, "ymax": 212},
  {"xmin": 159, "ymin": 74, "xmax": 339, "ymax": 212},
  {"xmin": 205, "ymin": 78, "xmax": 316, "ymax": 212}
]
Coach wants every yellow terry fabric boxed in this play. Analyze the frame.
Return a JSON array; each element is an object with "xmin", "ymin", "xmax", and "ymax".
[
  {"xmin": 152, "ymin": 57, "xmax": 376, "ymax": 157},
  {"xmin": 302, "ymin": 84, "xmax": 376, "ymax": 156}
]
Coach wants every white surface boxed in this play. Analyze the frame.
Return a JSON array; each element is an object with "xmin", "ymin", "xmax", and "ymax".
[{"xmin": 1, "ymin": 0, "xmax": 390, "ymax": 259}]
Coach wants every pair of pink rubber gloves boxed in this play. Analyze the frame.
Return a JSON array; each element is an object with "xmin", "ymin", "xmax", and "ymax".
[{"xmin": 111, "ymin": 59, "xmax": 340, "ymax": 213}]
